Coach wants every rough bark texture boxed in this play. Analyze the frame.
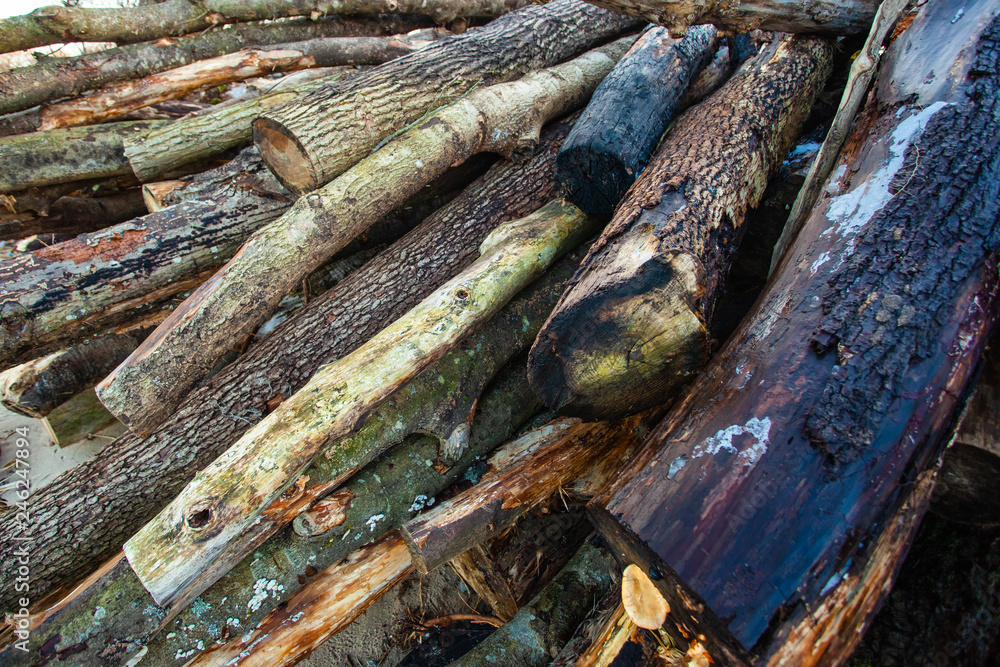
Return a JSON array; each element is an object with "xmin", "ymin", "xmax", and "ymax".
[
  {"xmin": 556, "ymin": 24, "xmax": 717, "ymax": 216},
  {"xmin": 450, "ymin": 543, "xmax": 617, "ymax": 666},
  {"xmin": 0, "ymin": 187, "xmax": 147, "ymax": 241},
  {"xmin": 0, "ymin": 0, "xmax": 516, "ymax": 54},
  {"xmin": 0, "ymin": 325, "xmax": 156, "ymax": 417},
  {"xmin": 124, "ymin": 200, "xmax": 594, "ymax": 606},
  {"xmin": 254, "ymin": 0, "xmax": 642, "ymax": 193},
  {"xmin": 588, "ymin": 2, "xmax": 1000, "ymax": 664},
  {"xmin": 528, "ymin": 34, "xmax": 833, "ymax": 419},
  {"xmin": 0, "ymin": 149, "xmax": 290, "ymax": 369},
  {"xmin": 0, "ymin": 121, "xmax": 569, "ymax": 614},
  {"xmin": 0, "ymin": 362, "xmax": 539, "ymax": 666},
  {"xmin": 0, "ymin": 15, "xmax": 424, "ymax": 117},
  {"xmin": 584, "ymin": 0, "xmax": 878, "ymax": 36},
  {"xmin": 0, "ymin": 120, "xmax": 167, "ymax": 194},
  {"xmin": 98, "ymin": 39, "xmax": 628, "ymax": 438}
]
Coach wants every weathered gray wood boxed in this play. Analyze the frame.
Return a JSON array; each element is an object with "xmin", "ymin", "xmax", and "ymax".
[{"xmin": 254, "ymin": 0, "xmax": 641, "ymax": 192}]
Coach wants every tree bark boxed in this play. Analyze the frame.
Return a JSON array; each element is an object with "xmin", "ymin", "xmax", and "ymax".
[
  {"xmin": 1, "ymin": 362, "xmax": 540, "ymax": 666},
  {"xmin": 0, "ymin": 188, "xmax": 147, "ymax": 241},
  {"xmin": 583, "ymin": 0, "xmax": 878, "ymax": 36},
  {"xmin": 528, "ymin": 34, "xmax": 833, "ymax": 420},
  {"xmin": 587, "ymin": 2, "xmax": 1000, "ymax": 664},
  {"xmin": 0, "ymin": 120, "xmax": 167, "ymax": 194},
  {"xmin": 556, "ymin": 24, "xmax": 717, "ymax": 216},
  {"xmin": 0, "ymin": 119, "xmax": 570, "ymax": 613},
  {"xmin": 98, "ymin": 39, "xmax": 629, "ymax": 438},
  {"xmin": 0, "ymin": 16, "xmax": 424, "ymax": 117},
  {"xmin": 0, "ymin": 149, "xmax": 291, "ymax": 369},
  {"xmin": 0, "ymin": 0, "xmax": 516, "ymax": 54},
  {"xmin": 0, "ymin": 324, "xmax": 157, "ymax": 418},
  {"xmin": 124, "ymin": 200, "xmax": 594, "ymax": 607},
  {"xmin": 449, "ymin": 543, "xmax": 617, "ymax": 667},
  {"xmin": 253, "ymin": 0, "xmax": 641, "ymax": 193}
]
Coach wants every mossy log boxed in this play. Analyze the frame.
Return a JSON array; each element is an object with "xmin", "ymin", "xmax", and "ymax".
[
  {"xmin": 0, "ymin": 120, "xmax": 569, "ymax": 613},
  {"xmin": 124, "ymin": 200, "xmax": 594, "ymax": 606},
  {"xmin": 0, "ymin": 362, "xmax": 539, "ymax": 666},
  {"xmin": 0, "ymin": 150, "xmax": 291, "ymax": 369},
  {"xmin": 528, "ymin": 34, "xmax": 834, "ymax": 420},
  {"xmin": 254, "ymin": 0, "xmax": 641, "ymax": 193},
  {"xmin": 98, "ymin": 39, "xmax": 630, "ymax": 438},
  {"xmin": 0, "ymin": 16, "xmax": 424, "ymax": 118},
  {"xmin": 0, "ymin": 0, "xmax": 514, "ymax": 55},
  {"xmin": 448, "ymin": 543, "xmax": 617, "ymax": 667},
  {"xmin": 0, "ymin": 120, "xmax": 167, "ymax": 194},
  {"xmin": 588, "ymin": 2, "xmax": 1000, "ymax": 664},
  {"xmin": 584, "ymin": 0, "xmax": 877, "ymax": 36},
  {"xmin": 556, "ymin": 24, "xmax": 717, "ymax": 216},
  {"xmin": 0, "ymin": 187, "xmax": 147, "ymax": 241}
]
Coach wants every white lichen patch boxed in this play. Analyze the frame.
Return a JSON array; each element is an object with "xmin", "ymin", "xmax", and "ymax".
[
  {"xmin": 366, "ymin": 513, "xmax": 386, "ymax": 531},
  {"xmin": 93, "ymin": 605, "xmax": 106, "ymax": 621},
  {"xmin": 247, "ymin": 578, "xmax": 284, "ymax": 613},
  {"xmin": 409, "ymin": 495, "xmax": 436, "ymax": 513},
  {"xmin": 691, "ymin": 417, "xmax": 772, "ymax": 469}
]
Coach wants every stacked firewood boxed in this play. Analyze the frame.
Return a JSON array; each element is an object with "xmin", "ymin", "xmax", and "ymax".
[{"xmin": 0, "ymin": 0, "xmax": 997, "ymax": 665}]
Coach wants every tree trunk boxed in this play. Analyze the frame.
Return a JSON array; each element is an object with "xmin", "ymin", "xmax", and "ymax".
[
  {"xmin": 0, "ymin": 324, "xmax": 158, "ymax": 418},
  {"xmin": 556, "ymin": 24, "xmax": 717, "ymax": 216},
  {"xmin": 0, "ymin": 118, "xmax": 570, "ymax": 613},
  {"xmin": 124, "ymin": 200, "xmax": 594, "ymax": 607},
  {"xmin": 0, "ymin": 120, "xmax": 167, "ymax": 194},
  {"xmin": 449, "ymin": 543, "xmax": 617, "ymax": 667},
  {"xmin": 528, "ymin": 34, "xmax": 833, "ymax": 420},
  {"xmin": 0, "ymin": 15, "xmax": 424, "ymax": 117},
  {"xmin": 1, "ymin": 362, "xmax": 540, "ymax": 666},
  {"xmin": 98, "ymin": 39, "xmax": 629, "ymax": 439},
  {"xmin": 583, "ymin": 0, "xmax": 878, "ymax": 36},
  {"xmin": 0, "ymin": 0, "xmax": 516, "ymax": 54},
  {"xmin": 0, "ymin": 150, "xmax": 291, "ymax": 369},
  {"xmin": 587, "ymin": 2, "xmax": 1000, "ymax": 664},
  {"xmin": 402, "ymin": 410, "xmax": 657, "ymax": 574},
  {"xmin": 253, "ymin": 0, "xmax": 641, "ymax": 193},
  {"xmin": 0, "ymin": 188, "xmax": 147, "ymax": 241}
]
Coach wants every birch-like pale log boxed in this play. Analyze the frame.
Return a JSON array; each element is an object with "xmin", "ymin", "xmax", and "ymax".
[
  {"xmin": 97, "ymin": 38, "xmax": 631, "ymax": 438},
  {"xmin": 123, "ymin": 200, "xmax": 594, "ymax": 606},
  {"xmin": 254, "ymin": 0, "xmax": 640, "ymax": 193}
]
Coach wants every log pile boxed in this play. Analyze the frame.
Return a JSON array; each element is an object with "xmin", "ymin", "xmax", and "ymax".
[{"xmin": 0, "ymin": 0, "xmax": 996, "ymax": 665}]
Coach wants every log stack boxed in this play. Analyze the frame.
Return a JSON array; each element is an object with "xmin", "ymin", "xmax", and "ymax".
[{"xmin": 0, "ymin": 0, "xmax": 996, "ymax": 665}]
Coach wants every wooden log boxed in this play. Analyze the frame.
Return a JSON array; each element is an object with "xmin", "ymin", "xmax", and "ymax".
[
  {"xmin": 98, "ymin": 39, "xmax": 630, "ymax": 439},
  {"xmin": 402, "ymin": 410, "xmax": 658, "ymax": 574},
  {"xmin": 556, "ymin": 24, "xmax": 718, "ymax": 216},
  {"xmin": 0, "ymin": 325, "xmax": 157, "ymax": 418},
  {"xmin": 0, "ymin": 121, "xmax": 167, "ymax": 194},
  {"xmin": 0, "ymin": 120, "xmax": 570, "ymax": 613},
  {"xmin": 0, "ymin": 150, "xmax": 291, "ymax": 369},
  {"xmin": 0, "ymin": 16, "xmax": 426, "ymax": 118},
  {"xmin": 42, "ymin": 387, "xmax": 123, "ymax": 447},
  {"xmin": 583, "ymin": 0, "xmax": 878, "ymax": 36},
  {"xmin": 0, "ymin": 0, "xmax": 515, "ymax": 55},
  {"xmin": 587, "ymin": 2, "xmax": 1000, "ymax": 663},
  {"xmin": 0, "ymin": 362, "xmax": 539, "ymax": 667},
  {"xmin": 449, "ymin": 543, "xmax": 617, "ymax": 666},
  {"xmin": 124, "ymin": 199, "xmax": 594, "ymax": 606},
  {"xmin": 0, "ymin": 188, "xmax": 147, "ymax": 241},
  {"xmin": 253, "ymin": 0, "xmax": 641, "ymax": 193},
  {"xmin": 528, "ymin": 34, "xmax": 834, "ymax": 420},
  {"xmin": 680, "ymin": 40, "xmax": 732, "ymax": 106}
]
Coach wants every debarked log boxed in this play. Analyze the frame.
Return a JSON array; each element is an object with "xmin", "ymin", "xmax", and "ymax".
[
  {"xmin": 529, "ymin": 34, "xmax": 834, "ymax": 419},
  {"xmin": 253, "ymin": 0, "xmax": 641, "ymax": 193},
  {"xmin": 0, "ymin": 120, "xmax": 167, "ymax": 194},
  {"xmin": 0, "ymin": 120, "xmax": 570, "ymax": 614},
  {"xmin": 556, "ymin": 24, "xmax": 717, "ymax": 216},
  {"xmin": 98, "ymin": 39, "xmax": 630, "ymax": 438},
  {"xmin": 584, "ymin": 0, "xmax": 878, "ymax": 36},
  {"xmin": 588, "ymin": 1, "xmax": 1000, "ymax": 664}
]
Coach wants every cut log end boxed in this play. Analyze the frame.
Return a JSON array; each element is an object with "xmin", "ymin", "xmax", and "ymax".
[
  {"xmin": 556, "ymin": 145, "xmax": 634, "ymax": 216},
  {"xmin": 141, "ymin": 180, "xmax": 185, "ymax": 213},
  {"xmin": 253, "ymin": 116, "xmax": 317, "ymax": 194}
]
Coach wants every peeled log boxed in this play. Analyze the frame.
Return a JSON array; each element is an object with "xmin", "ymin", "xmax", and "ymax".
[
  {"xmin": 584, "ymin": 0, "xmax": 877, "ymax": 36},
  {"xmin": 588, "ymin": 2, "xmax": 1000, "ymax": 664},
  {"xmin": 556, "ymin": 24, "xmax": 717, "ymax": 216},
  {"xmin": 98, "ymin": 39, "xmax": 630, "ymax": 438},
  {"xmin": 529, "ymin": 34, "xmax": 833, "ymax": 419},
  {"xmin": 254, "ymin": 0, "xmax": 641, "ymax": 193},
  {"xmin": 0, "ymin": 121, "xmax": 569, "ymax": 613},
  {"xmin": 0, "ymin": 121, "xmax": 167, "ymax": 194}
]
